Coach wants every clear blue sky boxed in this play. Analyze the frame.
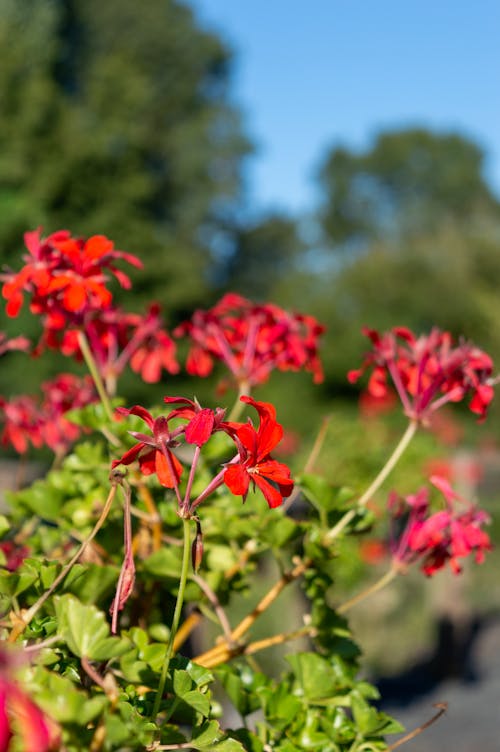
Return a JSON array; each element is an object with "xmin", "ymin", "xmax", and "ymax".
[{"xmin": 190, "ymin": 0, "xmax": 500, "ymax": 215}]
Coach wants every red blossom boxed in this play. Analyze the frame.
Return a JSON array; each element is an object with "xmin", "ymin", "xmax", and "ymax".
[
  {"xmin": 2, "ymin": 228, "xmax": 142, "ymax": 326},
  {"xmin": 39, "ymin": 303, "xmax": 179, "ymax": 393},
  {"xmin": 390, "ymin": 476, "xmax": 492, "ymax": 576},
  {"xmin": 0, "ymin": 374, "xmax": 96, "ymax": 455},
  {"xmin": 0, "ymin": 650, "xmax": 60, "ymax": 752},
  {"xmin": 174, "ymin": 293, "xmax": 325, "ymax": 389},
  {"xmin": 349, "ymin": 326, "xmax": 495, "ymax": 423},
  {"xmin": 163, "ymin": 396, "xmax": 226, "ymax": 447},
  {"xmin": 0, "ymin": 541, "xmax": 29, "ymax": 572},
  {"xmin": 223, "ymin": 396, "xmax": 294, "ymax": 508},
  {"xmin": 112, "ymin": 406, "xmax": 183, "ymax": 488}
]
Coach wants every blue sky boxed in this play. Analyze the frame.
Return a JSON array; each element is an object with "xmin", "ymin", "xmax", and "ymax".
[{"xmin": 191, "ymin": 0, "xmax": 500, "ymax": 215}]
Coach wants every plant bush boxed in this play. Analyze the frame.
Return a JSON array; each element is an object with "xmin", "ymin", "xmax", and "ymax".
[{"xmin": 0, "ymin": 229, "xmax": 495, "ymax": 751}]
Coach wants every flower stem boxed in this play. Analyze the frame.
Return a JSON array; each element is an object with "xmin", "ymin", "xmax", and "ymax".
[
  {"xmin": 9, "ymin": 482, "xmax": 118, "ymax": 641},
  {"xmin": 336, "ymin": 566, "xmax": 398, "ymax": 615},
  {"xmin": 324, "ymin": 420, "xmax": 418, "ymax": 544},
  {"xmin": 283, "ymin": 414, "xmax": 331, "ymax": 512},
  {"xmin": 151, "ymin": 517, "xmax": 191, "ymax": 723},
  {"xmin": 227, "ymin": 381, "xmax": 251, "ymax": 422},
  {"xmin": 77, "ymin": 330, "xmax": 115, "ymax": 423},
  {"xmin": 193, "ymin": 557, "xmax": 310, "ymax": 667}
]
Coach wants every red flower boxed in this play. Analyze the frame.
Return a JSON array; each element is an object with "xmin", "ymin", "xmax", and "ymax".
[
  {"xmin": 0, "ymin": 649, "xmax": 60, "ymax": 752},
  {"xmin": 2, "ymin": 228, "xmax": 142, "ymax": 325},
  {"xmin": 163, "ymin": 396, "xmax": 227, "ymax": 447},
  {"xmin": 349, "ymin": 326, "xmax": 495, "ymax": 423},
  {"xmin": 390, "ymin": 476, "xmax": 492, "ymax": 576},
  {"xmin": 112, "ymin": 406, "xmax": 183, "ymax": 488},
  {"xmin": 0, "ymin": 541, "xmax": 29, "ymax": 572},
  {"xmin": 223, "ymin": 396, "xmax": 294, "ymax": 508},
  {"xmin": 0, "ymin": 395, "xmax": 44, "ymax": 454},
  {"xmin": 44, "ymin": 303, "xmax": 179, "ymax": 392},
  {"xmin": 0, "ymin": 374, "xmax": 96, "ymax": 456},
  {"xmin": 174, "ymin": 293, "xmax": 325, "ymax": 389}
]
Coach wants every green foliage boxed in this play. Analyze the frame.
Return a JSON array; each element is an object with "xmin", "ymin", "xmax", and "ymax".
[
  {"xmin": 318, "ymin": 128, "xmax": 500, "ymax": 248},
  {"xmin": 1, "ymin": 384, "xmax": 411, "ymax": 749}
]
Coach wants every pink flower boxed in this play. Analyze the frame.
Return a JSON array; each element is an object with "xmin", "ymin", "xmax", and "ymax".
[
  {"xmin": 390, "ymin": 476, "xmax": 492, "ymax": 576},
  {"xmin": 0, "ymin": 333, "xmax": 30, "ymax": 357},
  {"xmin": 349, "ymin": 327, "xmax": 495, "ymax": 423},
  {"xmin": 174, "ymin": 293, "xmax": 325, "ymax": 390}
]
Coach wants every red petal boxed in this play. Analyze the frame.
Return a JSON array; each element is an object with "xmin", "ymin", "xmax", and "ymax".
[
  {"xmin": 253, "ymin": 474, "xmax": 285, "ymax": 508},
  {"xmin": 224, "ymin": 464, "xmax": 250, "ymax": 497},
  {"xmin": 63, "ymin": 283, "xmax": 87, "ymax": 311},
  {"xmin": 155, "ymin": 449, "xmax": 183, "ymax": 488},
  {"xmin": 185, "ymin": 408, "xmax": 214, "ymax": 446},
  {"xmin": 84, "ymin": 235, "xmax": 114, "ymax": 260}
]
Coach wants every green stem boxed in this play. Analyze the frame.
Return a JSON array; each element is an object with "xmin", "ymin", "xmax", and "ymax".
[
  {"xmin": 337, "ymin": 566, "xmax": 398, "ymax": 615},
  {"xmin": 77, "ymin": 330, "xmax": 115, "ymax": 423},
  {"xmin": 324, "ymin": 420, "xmax": 418, "ymax": 544},
  {"xmin": 151, "ymin": 518, "xmax": 192, "ymax": 723},
  {"xmin": 9, "ymin": 483, "xmax": 117, "ymax": 641},
  {"xmin": 227, "ymin": 381, "xmax": 251, "ymax": 422}
]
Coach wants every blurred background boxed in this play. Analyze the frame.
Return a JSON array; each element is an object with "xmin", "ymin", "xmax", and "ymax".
[{"xmin": 1, "ymin": 2, "xmax": 500, "ymax": 748}]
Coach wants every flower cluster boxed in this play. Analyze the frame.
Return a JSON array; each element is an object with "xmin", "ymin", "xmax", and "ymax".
[
  {"xmin": 2, "ymin": 228, "xmax": 142, "ymax": 323},
  {"xmin": 112, "ymin": 395, "xmax": 293, "ymax": 513},
  {"xmin": 1, "ymin": 229, "xmax": 179, "ymax": 389},
  {"xmin": 390, "ymin": 475, "xmax": 492, "ymax": 576},
  {"xmin": 348, "ymin": 326, "xmax": 495, "ymax": 423},
  {"xmin": 0, "ymin": 374, "xmax": 96, "ymax": 455},
  {"xmin": 52, "ymin": 304, "xmax": 179, "ymax": 391},
  {"xmin": 174, "ymin": 293, "xmax": 325, "ymax": 390}
]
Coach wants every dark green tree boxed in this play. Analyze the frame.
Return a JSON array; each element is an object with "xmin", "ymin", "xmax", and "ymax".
[
  {"xmin": 313, "ymin": 128, "xmax": 500, "ymax": 387},
  {"xmin": 222, "ymin": 212, "xmax": 306, "ymax": 300},
  {"xmin": 318, "ymin": 128, "xmax": 500, "ymax": 250}
]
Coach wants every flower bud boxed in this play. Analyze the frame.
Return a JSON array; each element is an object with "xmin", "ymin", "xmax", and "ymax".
[{"xmin": 191, "ymin": 521, "xmax": 203, "ymax": 572}]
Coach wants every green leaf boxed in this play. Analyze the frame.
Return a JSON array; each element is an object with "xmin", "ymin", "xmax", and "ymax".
[
  {"xmin": 225, "ymin": 729, "xmax": 264, "ymax": 752},
  {"xmin": 299, "ymin": 475, "xmax": 353, "ymax": 512},
  {"xmin": 55, "ymin": 594, "xmax": 131, "ymax": 660},
  {"xmin": 190, "ymin": 719, "xmax": 220, "ymax": 749},
  {"xmin": 182, "ymin": 689, "xmax": 211, "ymax": 716},
  {"xmin": 286, "ymin": 653, "xmax": 351, "ymax": 702},
  {"xmin": 173, "ymin": 669, "xmax": 193, "ymax": 697},
  {"xmin": 63, "ymin": 562, "xmax": 117, "ymax": 603},
  {"xmin": 215, "ymin": 664, "xmax": 266, "ymax": 717},
  {"xmin": 142, "ymin": 547, "xmax": 182, "ymax": 579},
  {"xmin": 261, "ymin": 515, "xmax": 298, "ymax": 548},
  {"xmin": 0, "ymin": 515, "xmax": 10, "ymax": 537},
  {"xmin": 206, "ymin": 544, "xmax": 238, "ymax": 572},
  {"xmin": 32, "ymin": 669, "xmax": 107, "ymax": 724},
  {"xmin": 211, "ymin": 739, "xmax": 246, "ymax": 751}
]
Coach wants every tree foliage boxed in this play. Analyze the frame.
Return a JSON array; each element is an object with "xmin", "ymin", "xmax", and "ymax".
[
  {"xmin": 311, "ymin": 128, "xmax": 500, "ymax": 390},
  {"xmin": 318, "ymin": 128, "xmax": 500, "ymax": 250}
]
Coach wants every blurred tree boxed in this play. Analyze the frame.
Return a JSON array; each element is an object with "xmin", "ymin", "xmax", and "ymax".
[
  {"xmin": 318, "ymin": 129, "xmax": 500, "ymax": 251},
  {"xmin": 222, "ymin": 212, "xmax": 306, "ymax": 299},
  {"xmin": 0, "ymin": 0, "xmax": 250, "ymax": 315},
  {"xmin": 313, "ymin": 128, "xmax": 500, "ymax": 391}
]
